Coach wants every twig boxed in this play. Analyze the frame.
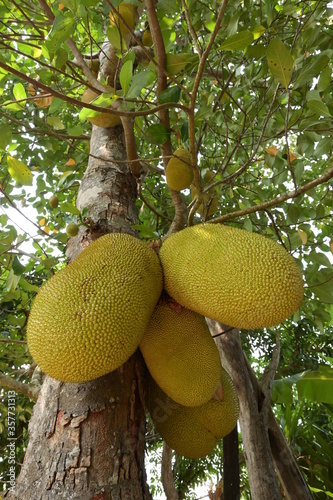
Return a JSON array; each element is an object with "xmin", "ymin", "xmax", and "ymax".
[
  {"xmin": 211, "ymin": 164, "xmax": 333, "ymax": 224},
  {"xmin": 0, "ymin": 373, "xmax": 40, "ymax": 401}
]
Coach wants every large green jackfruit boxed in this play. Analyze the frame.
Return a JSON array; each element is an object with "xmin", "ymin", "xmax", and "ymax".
[
  {"xmin": 159, "ymin": 223, "xmax": 304, "ymax": 329},
  {"xmin": 165, "ymin": 149, "xmax": 193, "ymax": 191},
  {"xmin": 140, "ymin": 298, "xmax": 222, "ymax": 406},
  {"xmin": 145, "ymin": 368, "xmax": 239, "ymax": 459},
  {"xmin": 27, "ymin": 233, "xmax": 163, "ymax": 382}
]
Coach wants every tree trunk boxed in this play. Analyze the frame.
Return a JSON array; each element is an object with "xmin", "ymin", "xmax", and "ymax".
[
  {"xmin": 6, "ymin": 93, "xmax": 151, "ymax": 498},
  {"xmin": 223, "ymin": 426, "xmax": 240, "ymax": 500},
  {"xmin": 207, "ymin": 320, "xmax": 281, "ymax": 500},
  {"xmin": 208, "ymin": 320, "xmax": 312, "ymax": 500}
]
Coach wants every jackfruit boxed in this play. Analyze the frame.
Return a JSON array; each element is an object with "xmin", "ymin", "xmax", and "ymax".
[
  {"xmin": 66, "ymin": 222, "xmax": 79, "ymax": 237},
  {"xmin": 27, "ymin": 233, "xmax": 163, "ymax": 382},
  {"xmin": 191, "ymin": 170, "xmax": 219, "ymax": 219},
  {"xmin": 49, "ymin": 195, "xmax": 59, "ymax": 209},
  {"xmin": 159, "ymin": 224, "xmax": 304, "ymax": 329},
  {"xmin": 109, "ymin": 3, "xmax": 136, "ymax": 37},
  {"xmin": 140, "ymin": 298, "xmax": 222, "ymax": 406},
  {"xmin": 81, "ymin": 87, "xmax": 121, "ymax": 128},
  {"xmin": 142, "ymin": 29, "xmax": 153, "ymax": 47},
  {"xmin": 165, "ymin": 149, "xmax": 193, "ymax": 191},
  {"xmin": 145, "ymin": 367, "xmax": 239, "ymax": 459}
]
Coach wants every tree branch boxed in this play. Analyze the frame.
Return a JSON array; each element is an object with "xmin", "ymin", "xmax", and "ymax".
[
  {"xmin": 161, "ymin": 442, "xmax": 179, "ymax": 500},
  {"xmin": 211, "ymin": 164, "xmax": 333, "ymax": 224},
  {"xmin": 0, "ymin": 373, "xmax": 39, "ymax": 401}
]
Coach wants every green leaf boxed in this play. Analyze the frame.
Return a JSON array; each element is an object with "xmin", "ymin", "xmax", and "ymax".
[
  {"xmin": 13, "ymin": 83, "xmax": 26, "ymax": 106},
  {"xmin": 293, "ymin": 54, "xmax": 329, "ymax": 90},
  {"xmin": 158, "ymin": 86, "xmax": 181, "ymax": 104},
  {"xmin": 7, "ymin": 156, "xmax": 33, "ymax": 185},
  {"xmin": 307, "ymin": 100, "xmax": 331, "ymax": 118},
  {"xmin": 145, "ymin": 124, "xmax": 170, "ymax": 145},
  {"xmin": 165, "ymin": 53, "xmax": 198, "ymax": 76},
  {"xmin": 126, "ymin": 69, "xmax": 156, "ymax": 99},
  {"xmin": 220, "ymin": 31, "xmax": 254, "ymax": 51},
  {"xmin": 266, "ymin": 39, "xmax": 293, "ymax": 89},
  {"xmin": 12, "ymin": 256, "xmax": 25, "ymax": 275},
  {"xmin": 120, "ymin": 60, "xmax": 133, "ymax": 95},
  {"xmin": 311, "ymin": 269, "xmax": 333, "ymax": 303},
  {"xmin": 296, "ymin": 366, "xmax": 333, "ymax": 404},
  {"xmin": 0, "ymin": 125, "xmax": 12, "ymax": 151},
  {"xmin": 6, "ymin": 269, "xmax": 20, "ymax": 292},
  {"xmin": 106, "ymin": 25, "xmax": 124, "ymax": 51},
  {"xmin": 47, "ymin": 116, "xmax": 65, "ymax": 130},
  {"xmin": 46, "ymin": 12, "xmax": 75, "ymax": 52},
  {"xmin": 59, "ymin": 202, "xmax": 80, "ymax": 215}
]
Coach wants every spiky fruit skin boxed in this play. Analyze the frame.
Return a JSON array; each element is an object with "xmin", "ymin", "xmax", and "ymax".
[
  {"xmin": 165, "ymin": 149, "xmax": 193, "ymax": 191},
  {"xmin": 140, "ymin": 299, "xmax": 222, "ymax": 407},
  {"xmin": 27, "ymin": 233, "xmax": 163, "ymax": 382},
  {"xmin": 49, "ymin": 195, "xmax": 59, "ymax": 209},
  {"xmin": 159, "ymin": 224, "xmax": 304, "ymax": 329},
  {"xmin": 66, "ymin": 223, "xmax": 79, "ymax": 237},
  {"xmin": 145, "ymin": 368, "xmax": 239, "ymax": 459},
  {"xmin": 81, "ymin": 87, "xmax": 121, "ymax": 128}
]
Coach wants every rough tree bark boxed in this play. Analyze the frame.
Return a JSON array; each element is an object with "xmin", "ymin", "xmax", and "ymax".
[
  {"xmin": 208, "ymin": 320, "xmax": 313, "ymax": 500},
  {"xmin": 5, "ymin": 84, "xmax": 151, "ymax": 498}
]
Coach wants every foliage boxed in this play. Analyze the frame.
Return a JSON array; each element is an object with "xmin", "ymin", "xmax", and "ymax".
[{"xmin": 0, "ymin": 0, "xmax": 333, "ymax": 497}]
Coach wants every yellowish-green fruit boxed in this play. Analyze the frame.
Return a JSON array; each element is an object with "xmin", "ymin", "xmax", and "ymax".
[
  {"xmin": 197, "ymin": 368, "xmax": 239, "ymax": 439},
  {"xmin": 27, "ymin": 233, "xmax": 163, "ymax": 382},
  {"xmin": 81, "ymin": 87, "xmax": 121, "ymax": 128},
  {"xmin": 142, "ymin": 29, "xmax": 153, "ymax": 47},
  {"xmin": 145, "ymin": 368, "xmax": 238, "ymax": 459},
  {"xmin": 109, "ymin": 3, "xmax": 136, "ymax": 36},
  {"xmin": 140, "ymin": 298, "xmax": 222, "ymax": 406},
  {"xmin": 165, "ymin": 149, "xmax": 193, "ymax": 191},
  {"xmin": 191, "ymin": 170, "xmax": 219, "ymax": 218},
  {"xmin": 159, "ymin": 224, "xmax": 304, "ymax": 329},
  {"xmin": 66, "ymin": 222, "xmax": 79, "ymax": 237},
  {"xmin": 49, "ymin": 195, "xmax": 59, "ymax": 209}
]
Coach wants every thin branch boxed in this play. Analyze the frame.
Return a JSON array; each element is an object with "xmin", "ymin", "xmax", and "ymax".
[
  {"xmin": 0, "ymin": 373, "xmax": 39, "ymax": 401},
  {"xmin": 261, "ymin": 332, "xmax": 281, "ymax": 425},
  {"xmin": 211, "ymin": 164, "xmax": 333, "ymax": 224},
  {"xmin": 145, "ymin": 0, "xmax": 187, "ymax": 236}
]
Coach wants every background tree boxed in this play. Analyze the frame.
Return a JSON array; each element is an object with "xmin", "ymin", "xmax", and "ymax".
[{"xmin": 1, "ymin": 0, "xmax": 333, "ymax": 498}]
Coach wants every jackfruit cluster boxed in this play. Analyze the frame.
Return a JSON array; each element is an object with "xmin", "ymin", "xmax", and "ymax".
[
  {"xmin": 140, "ymin": 297, "xmax": 222, "ymax": 407},
  {"xmin": 165, "ymin": 149, "xmax": 193, "ymax": 191},
  {"xmin": 145, "ymin": 367, "xmax": 239, "ymax": 459},
  {"xmin": 27, "ymin": 233, "xmax": 163, "ymax": 382},
  {"xmin": 159, "ymin": 223, "xmax": 304, "ymax": 329}
]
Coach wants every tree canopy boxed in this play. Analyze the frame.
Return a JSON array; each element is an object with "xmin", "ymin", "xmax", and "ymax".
[{"xmin": 0, "ymin": 0, "xmax": 333, "ymax": 497}]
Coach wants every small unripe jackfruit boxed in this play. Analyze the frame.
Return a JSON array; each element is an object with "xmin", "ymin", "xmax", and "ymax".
[
  {"xmin": 27, "ymin": 233, "xmax": 163, "ymax": 382},
  {"xmin": 159, "ymin": 224, "xmax": 304, "ymax": 329},
  {"xmin": 66, "ymin": 222, "xmax": 79, "ymax": 237},
  {"xmin": 109, "ymin": 3, "xmax": 136, "ymax": 36},
  {"xmin": 49, "ymin": 195, "xmax": 59, "ymax": 209},
  {"xmin": 140, "ymin": 298, "xmax": 222, "ymax": 406},
  {"xmin": 145, "ymin": 368, "xmax": 238, "ymax": 459},
  {"xmin": 191, "ymin": 170, "xmax": 219, "ymax": 219},
  {"xmin": 165, "ymin": 149, "xmax": 193, "ymax": 191},
  {"xmin": 142, "ymin": 29, "xmax": 153, "ymax": 47}
]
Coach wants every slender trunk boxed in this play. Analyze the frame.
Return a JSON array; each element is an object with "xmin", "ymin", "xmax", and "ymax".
[
  {"xmin": 208, "ymin": 320, "xmax": 312, "ymax": 500},
  {"xmin": 6, "ymin": 88, "xmax": 151, "ymax": 498},
  {"xmin": 161, "ymin": 443, "xmax": 178, "ymax": 500},
  {"xmin": 223, "ymin": 426, "xmax": 240, "ymax": 500},
  {"xmin": 207, "ymin": 320, "xmax": 281, "ymax": 500}
]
